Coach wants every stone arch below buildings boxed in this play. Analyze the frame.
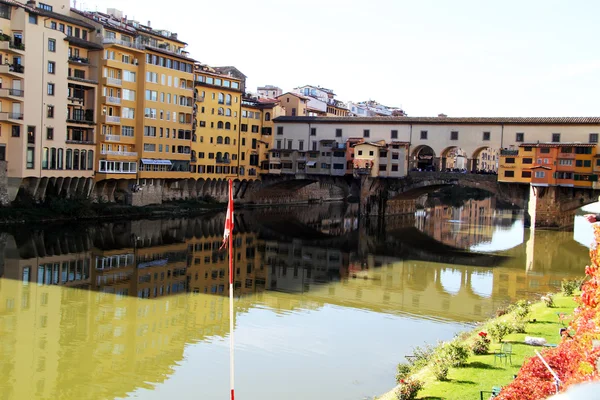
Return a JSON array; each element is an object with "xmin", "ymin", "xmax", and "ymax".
[
  {"xmin": 411, "ymin": 145, "xmax": 437, "ymax": 171},
  {"xmin": 440, "ymin": 146, "xmax": 468, "ymax": 171},
  {"xmin": 472, "ymin": 146, "xmax": 498, "ymax": 173}
]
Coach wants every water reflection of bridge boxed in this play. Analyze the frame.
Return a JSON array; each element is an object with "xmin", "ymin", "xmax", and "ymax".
[{"xmin": 0, "ymin": 201, "xmax": 591, "ymax": 400}]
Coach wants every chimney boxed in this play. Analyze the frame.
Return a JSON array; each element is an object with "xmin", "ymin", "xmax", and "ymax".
[
  {"xmin": 438, "ymin": 113, "xmax": 447, "ymax": 118},
  {"xmin": 147, "ymin": 20, "xmax": 151, "ymax": 27}
]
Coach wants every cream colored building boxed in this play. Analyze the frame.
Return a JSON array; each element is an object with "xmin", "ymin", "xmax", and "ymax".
[{"xmin": 273, "ymin": 116, "xmax": 600, "ymax": 172}]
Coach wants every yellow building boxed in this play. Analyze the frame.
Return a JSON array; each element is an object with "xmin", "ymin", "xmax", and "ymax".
[
  {"xmin": 192, "ymin": 64, "xmax": 243, "ymax": 181},
  {"xmin": 498, "ymin": 146, "xmax": 530, "ymax": 183},
  {"xmin": 276, "ymin": 92, "xmax": 308, "ymax": 117}
]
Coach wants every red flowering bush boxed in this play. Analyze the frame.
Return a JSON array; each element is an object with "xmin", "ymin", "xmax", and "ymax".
[
  {"xmin": 496, "ymin": 225, "xmax": 600, "ymax": 400},
  {"xmin": 472, "ymin": 331, "xmax": 491, "ymax": 355},
  {"xmin": 396, "ymin": 378, "xmax": 423, "ymax": 400}
]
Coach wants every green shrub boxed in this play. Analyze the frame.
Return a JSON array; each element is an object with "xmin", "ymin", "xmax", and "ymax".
[
  {"xmin": 562, "ymin": 278, "xmax": 582, "ymax": 296},
  {"xmin": 472, "ymin": 331, "xmax": 491, "ymax": 355},
  {"xmin": 396, "ymin": 378, "xmax": 423, "ymax": 400},
  {"xmin": 509, "ymin": 300, "xmax": 531, "ymax": 322},
  {"xmin": 396, "ymin": 363, "xmax": 412, "ymax": 383},
  {"xmin": 407, "ymin": 343, "xmax": 436, "ymax": 370},
  {"xmin": 511, "ymin": 321, "xmax": 527, "ymax": 333},
  {"xmin": 438, "ymin": 339, "xmax": 471, "ymax": 367},
  {"xmin": 541, "ymin": 293, "xmax": 555, "ymax": 308},
  {"xmin": 488, "ymin": 320, "xmax": 512, "ymax": 342},
  {"xmin": 431, "ymin": 358, "xmax": 450, "ymax": 381}
]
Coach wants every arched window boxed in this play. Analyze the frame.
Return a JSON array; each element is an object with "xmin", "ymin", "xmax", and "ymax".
[
  {"xmin": 216, "ymin": 152, "xmax": 223, "ymax": 160},
  {"xmin": 80, "ymin": 150, "xmax": 87, "ymax": 170},
  {"xmin": 73, "ymin": 150, "xmax": 80, "ymax": 170},
  {"xmin": 50, "ymin": 148, "xmax": 56, "ymax": 169},
  {"xmin": 216, "ymin": 136, "xmax": 223, "ymax": 144},
  {"xmin": 226, "ymin": 108, "xmax": 231, "ymax": 116},
  {"xmin": 225, "ymin": 122, "xmax": 231, "ymax": 130},
  {"xmin": 218, "ymin": 93, "xmax": 224, "ymax": 104},
  {"xmin": 224, "ymin": 137, "xmax": 231, "ymax": 144},
  {"xmin": 57, "ymin": 149, "xmax": 64, "ymax": 170},
  {"xmin": 191, "ymin": 150, "xmax": 196, "ymax": 157},
  {"xmin": 224, "ymin": 152, "xmax": 230, "ymax": 160},
  {"xmin": 265, "ymin": 112, "xmax": 271, "ymax": 121},
  {"xmin": 87, "ymin": 150, "xmax": 93, "ymax": 170},
  {"xmin": 217, "ymin": 121, "xmax": 224, "ymax": 129},
  {"xmin": 42, "ymin": 147, "xmax": 49, "ymax": 170},
  {"xmin": 66, "ymin": 149, "xmax": 72, "ymax": 170},
  {"xmin": 226, "ymin": 94, "xmax": 231, "ymax": 105},
  {"xmin": 218, "ymin": 107, "xmax": 224, "ymax": 115}
]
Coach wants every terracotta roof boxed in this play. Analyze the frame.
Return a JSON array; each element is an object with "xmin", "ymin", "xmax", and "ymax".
[
  {"xmin": 65, "ymin": 35, "xmax": 103, "ymax": 50},
  {"xmin": 29, "ymin": 8, "xmax": 96, "ymax": 30},
  {"xmin": 273, "ymin": 116, "xmax": 600, "ymax": 125},
  {"xmin": 519, "ymin": 142, "xmax": 597, "ymax": 148},
  {"xmin": 257, "ymin": 97, "xmax": 279, "ymax": 104},
  {"xmin": 528, "ymin": 165, "xmax": 553, "ymax": 170},
  {"xmin": 276, "ymin": 92, "xmax": 310, "ymax": 102}
]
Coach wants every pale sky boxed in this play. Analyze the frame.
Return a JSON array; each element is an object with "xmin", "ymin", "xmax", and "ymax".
[{"xmin": 77, "ymin": 0, "xmax": 599, "ymax": 117}]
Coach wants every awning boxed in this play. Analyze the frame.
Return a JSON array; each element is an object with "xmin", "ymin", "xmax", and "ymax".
[
  {"xmin": 141, "ymin": 159, "xmax": 172, "ymax": 166},
  {"xmin": 307, "ymin": 161, "xmax": 317, "ymax": 166}
]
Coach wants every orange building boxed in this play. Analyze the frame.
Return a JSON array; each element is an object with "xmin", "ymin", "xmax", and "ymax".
[{"xmin": 527, "ymin": 143, "xmax": 596, "ymax": 188}]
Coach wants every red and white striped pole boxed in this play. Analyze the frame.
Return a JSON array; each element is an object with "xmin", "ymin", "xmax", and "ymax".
[{"xmin": 223, "ymin": 179, "xmax": 235, "ymax": 400}]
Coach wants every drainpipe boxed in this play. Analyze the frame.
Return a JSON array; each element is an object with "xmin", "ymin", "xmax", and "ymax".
[
  {"xmin": 408, "ymin": 123, "xmax": 413, "ymax": 172},
  {"xmin": 500, "ymin": 123, "xmax": 504, "ymax": 148},
  {"xmin": 236, "ymin": 96, "xmax": 242, "ymax": 178}
]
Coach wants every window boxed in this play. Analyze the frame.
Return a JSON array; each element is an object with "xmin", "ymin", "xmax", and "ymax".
[
  {"xmin": 420, "ymin": 130, "xmax": 427, "ymax": 139},
  {"xmin": 559, "ymin": 159, "xmax": 573, "ymax": 166},
  {"xmin": 450, "ymin": 131, "xmax": 459, "ymax": 140},
  {"xmin": 521, "ymin": 171, "xmax": 532, "ymax": 178},
  {"xmin": 265, "ymin": 112, "xmax": 271, "ymax": 121},
  {"xmin": 524, "ymin": 146, "xmax": 532, "ymax": 151},
  {"xmin": 58, "ymin": 23, "xmax": 64, "ymax": 32},
  {"xmin": 391, "ymin": 130, "xmax": 398, "ymax": 139},
  {"xmin": 11, "ymin": 126, "xmax": 20, "ymax": 137},
  {"xmin": 540, "ymin": 148, "xmax": 550, "ymax": 154},
  {"xmin": 505, "ymin": 158, "xmax": 515, "ymax": 164},
  {"xmin": 483, "ymin": 131, "xmax": 491, "ymax": 141},
  {"xmin": 28, "ymin": 14, "xmax": 37, "ymax": 24},
  {"xmin": 590, "ymin": 133, "xmax": 598, "ymax": 143},
  {"xmin": 48, "ymin": 39, "xmax": 56, "ymax": 52},
  {"xmin": 144, "ymin": 126, "xmax": 157, "ymax": 137},
  {"xmin": 516, "ymin": 132, "xmax": 524, "ymax": 142},
  {"xmin": 26, "ymin": 147, "xmax": 34, "ymax": 168},
  {"xmin": 363, "ymin": 129, "xmax": 370, "ymax": 138},
  {"xmin": 561, "ymin": 147, "xmax": 572, "ymax": 153},
  {"xmin": 335, "ymin": 128, "xmax": 342, "ymax": 138},
  {"xmin": 66, "ymin": 26, "xmax": 72, "ymax": 36},
  {"xmin": 122, "ymin": 126, "xmax": 134, "ymax": 136},
  {"xmin": 123, "ymin": 71, "xmax": 136, "ymax": 82},
  {"xmin": 391, "ymin": 165, "xmax": 399, "ymax": 172},
  {"xmin": 46, "ymin": 105, "xmax": 54, "ymax": 118},
  {"xmin": 522, "ymin": 157, "xmax": 533, "ymax": 164},
  {"xmin": 310, "ymin": 128, "xmax": 316, "ymax": 136},
  {"xmin": 38, "ymin": 2, "xmax": 53, "ymax": 11},
  {"xmin": 143, "ymin": 143, "xmax": 156, "ymax": 152},
  {"xmin": 357, "ymin": 150, "xmax": 363, "ymax": 156},
  {"xmin": 277, "ymin": 126, "xmax": 283, "ymax": 135},
  {"xmin": 369, "ymin": 151, "xmax": 374, "ymax": 156},
  {"xmin": 504, "ymin": 170, "xmax": 514, "ymax": 178},
  {"xmin": 535, "ymin": 171, "xmax": 545, "ymax": 178},
  {"xmin": 47, "ymin": 83, "xmax": 55, "ymax": 95},
  {"xmin": 551, "ymin": 133, "xmax": 561, "ymax": 142},
  {"xmin": 585, "ymin": 160, "xmax": 592, "ymax": 168},
  {"xmin": 46, "ymin": 127, "xmax": 53, "ymax": 140}
]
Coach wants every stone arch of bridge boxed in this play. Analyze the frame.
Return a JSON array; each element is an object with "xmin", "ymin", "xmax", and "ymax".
[
  {"xmin": 472, "ymin": 146, "xmax": 498, "ymax": 173},
  {"xmin": 410, "ymin": 145, "xmax": 437, "ymax": 171},
  {"xmin": 440, "ymin": 146, "xmax": 468, "ymax": 172}
]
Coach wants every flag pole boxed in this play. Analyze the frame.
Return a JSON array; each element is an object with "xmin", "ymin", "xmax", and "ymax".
[{"xmin": 227, "ymin": 179, "xmax": 235, "ymax": 400}]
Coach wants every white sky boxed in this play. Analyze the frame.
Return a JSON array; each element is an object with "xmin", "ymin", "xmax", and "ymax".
[{"xmin": 77, "ymin": 0, "xmax": 600, "ymax": 117}]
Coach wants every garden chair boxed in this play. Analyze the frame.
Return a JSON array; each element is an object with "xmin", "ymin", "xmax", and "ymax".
[
  {"xmin": 494, "ymin": 343, "xmax": 513, "ymax": 365},
  {"xmin": 479, "ymin": 385, "xmax": 502, "ymax": 400}
]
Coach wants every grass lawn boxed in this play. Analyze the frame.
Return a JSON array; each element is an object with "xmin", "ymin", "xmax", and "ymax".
[{"xmin": 377, "ymin": 294, "xmax": 578, "ymax": 400}]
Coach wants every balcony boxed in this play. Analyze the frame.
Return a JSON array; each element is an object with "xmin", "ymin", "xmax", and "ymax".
[
  {"xmin": 106, "ymin": 77, "xmax": 122, "ymax": 86},
  {"xmin": 102, "ymin": 37, "xmax": 146, "ymax": 51},
  {"xmin": 68, "ymin": 56, "xmax": 90, "ymax": 65},
  {"xmin": 105, "ymin": 115, "xmax": 121, "ymax": 124},
  {"xmin": 105, "ymin": 135, "xmax": 121, "ymax": 142},
  {"xmin": 500, "ymin": 149, "xmax": 519, "ymax": 156},
  {"xmin": 104, "ymin": 96, "xmax": 121, "ymax": 105},
  {"xmin": 100, "ymin": 150, "xmax": 138, "ymax": 157},
  {"xmin": 216, "ymin": 158, "xmax": 231, "ymax": 164},
  {"xmin": 0, "ymin": 88, "xmax": 23, "ymax": 100},
  {"xmin": 0, "ymin": 36, "xmax": 25, "ymax": 54},
  {"xmin": 354, "ymin": 167, "xmax": 372, "ymax": 175},
  {"xmin": 0, "ymin": 63, "xmax": 24, "ymax": 77},
  {"xmin": 67, "ymin": 110, "xmax": 94, "ymax": 125},
  {"xmin": 68, "ymin": 75, "xmax": 98, "ymax": 85},
  {"xmin": 66, "ymin": 139, "xmax": 95, "ymax": 145},
  {"xmin": 0, "ymin": 112, "xmax": 23, "ymax": 122}
]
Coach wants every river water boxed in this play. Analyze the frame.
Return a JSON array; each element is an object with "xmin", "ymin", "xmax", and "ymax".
[{"xmin": 0, "ymin": 197, "xmax": 593, "ymax": 400}]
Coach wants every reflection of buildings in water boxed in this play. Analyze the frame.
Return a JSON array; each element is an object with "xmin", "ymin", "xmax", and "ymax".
[{"xmin": 416, "ymin": 197, "xmax": 507, "ymax": 250}]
